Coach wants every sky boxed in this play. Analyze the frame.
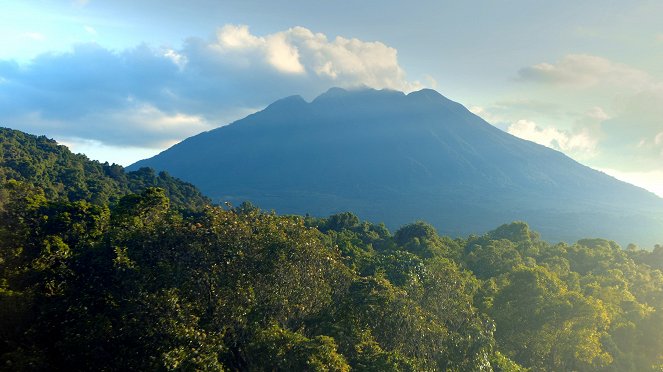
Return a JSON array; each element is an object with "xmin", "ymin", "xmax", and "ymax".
[{"xmin": 1, "ymin": 0, "xmax": 662, "ymax": 197}]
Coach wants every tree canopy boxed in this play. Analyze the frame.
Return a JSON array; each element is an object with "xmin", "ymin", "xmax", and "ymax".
[{"xmin": 1, "ymin": 128, "xmax": 662, "ymax": 371}]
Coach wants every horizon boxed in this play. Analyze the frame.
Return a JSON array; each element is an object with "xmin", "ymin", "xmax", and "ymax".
[{"xmin": 1, "ymin": 1, "xmax": 662, "ymax": 197}]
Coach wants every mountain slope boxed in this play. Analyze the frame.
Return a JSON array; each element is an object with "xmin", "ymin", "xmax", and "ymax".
[{"xmin": 130, "ymin": 88, "xmax": 663, "ymax": 246}]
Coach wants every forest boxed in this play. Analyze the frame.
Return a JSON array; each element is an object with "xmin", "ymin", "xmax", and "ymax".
[{"xmin": 1, "ymin": 127, "xmax": 663, "ymax": 371}]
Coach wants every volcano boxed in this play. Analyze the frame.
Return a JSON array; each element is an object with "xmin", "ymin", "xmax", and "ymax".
[{"xmin": 130, "ymin": 88, "xmax": 663, "ymax": 246}]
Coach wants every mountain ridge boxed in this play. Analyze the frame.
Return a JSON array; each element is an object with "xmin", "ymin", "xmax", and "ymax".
[{"xmin": 130, "ymin": 87, "xmax": 663, "ymax": 246}]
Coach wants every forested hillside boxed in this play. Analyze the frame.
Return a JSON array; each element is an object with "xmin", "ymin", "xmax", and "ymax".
[
  {"xmin": 1, "ymin": 129, "xmax": 663, "ymax": 371},
  {"xmin": 0, "ymin": 128, "xmax": 209, "ymax": 210}
]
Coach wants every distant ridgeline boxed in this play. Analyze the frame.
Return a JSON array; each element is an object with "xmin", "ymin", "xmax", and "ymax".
[
  {"xmin": 1, "ymin": 127, "xmax": 663, "ymax": 370},
  {"xmin": 0, "ymin": 127, "xmax": 210, "ymax": 210},
  {"xmin": 129, "ymin": 87, "xmax": 663, "ymax": 247}
]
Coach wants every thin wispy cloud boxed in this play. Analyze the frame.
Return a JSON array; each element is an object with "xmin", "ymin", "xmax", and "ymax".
[{"xmin": 517, "ymin": 54, "xmax": 650, "ymax": 90}]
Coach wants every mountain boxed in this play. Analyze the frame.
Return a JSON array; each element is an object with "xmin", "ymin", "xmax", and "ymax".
[
  {"xmin": 0, "ymin": 127, "xmax": 210, "ymax": 210},
  {"xmin": 129, "ymin": 88, "xmax": 663, "ymax": 246}
]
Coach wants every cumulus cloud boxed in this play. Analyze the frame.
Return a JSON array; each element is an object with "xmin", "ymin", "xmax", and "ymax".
[
  {"xmin": 0, "ymin": 25, "xmax": 425, "ymax": 151},
  {"xmin": 507, "ymin": 119, "xmax": 599, "ymax": 158},
  {"xmin": 197, "ymin": 25, "xmax": 420, "ymax": 90},
  {"xmin": 211, "ymin": 25, "xmax": 304, "ymax": 74}
]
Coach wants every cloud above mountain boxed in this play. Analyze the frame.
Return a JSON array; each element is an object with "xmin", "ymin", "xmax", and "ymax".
[
  {"xmin": 0, "ymin": 25, "xmax": 425, "ymax": 149},
  {"xmin": 207, "ymin": 25, "xmax": 419, "ymax": 90}
]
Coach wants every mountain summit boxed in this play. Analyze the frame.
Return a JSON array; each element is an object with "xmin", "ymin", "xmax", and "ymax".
[{"xmin": 130, "ymin": 87, "xmax": 663, "ymax": 246}]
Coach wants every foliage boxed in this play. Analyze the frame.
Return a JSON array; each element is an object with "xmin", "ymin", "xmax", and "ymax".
[
  {"xmin": 1, "ymin": 130, "xmax": 663, "ymax": 371},
  {"xmin": 0, "ymin": 127, "xmax": 210, "ymax": 210}
]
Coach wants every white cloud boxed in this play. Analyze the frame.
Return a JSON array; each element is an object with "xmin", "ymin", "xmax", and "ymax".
[
  {"xmin": 6, "ymin": 104, "xmax": 214, "ymax": 149},
  {"xmin": 655, "ymin": 132, "xmax": 663, "ymax": 145},
  {"xmin": 468, "ymin": 105, "xmax": 487, "ymax": 116},
  {"xmin": 210, "ymin": 25, "xmax": 421, "ymax": 91},
  {"xmin": 101, "ymin": 103, "xmax": 212, "ymax": 147},
  {"xmin": 468, "ymin": 99, "xmax": 566, "ymax": 134},
  {"xmin": 265, "ymin": 33, "xmax": 305, "ymax": 74},
  {"xmin": 57, "ymin": 137, "xmax": 159, "ymax": 166},
  {"xmin": 213, "ymin": 25, "xmax": 304, "ymax": 74},
  {"xmin": 163, "ymin": 48, "xmax": 187, "ymax": 70},
  {"xmin": 216, "ymin": 25, "xmax": 262, "ymax": 49},
  {"xmin": 631, "ymin": 130, "xmax": 663, "ymax": 161},
  {"xmin": 507, "ymin": 119, "xmax": 598, "ymax": 157},
  {"xmin": 468, "ymin": 105, "xmax": 508, "ymax": 128},
  {"xmin": 0, "ymin": 24, "xmax": 427, "ymax": 157}
]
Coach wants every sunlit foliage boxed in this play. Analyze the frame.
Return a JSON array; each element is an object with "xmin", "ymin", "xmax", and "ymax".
[{"xmin": 1, "ymin": 129, "xmax": 662, "ymax": 371}]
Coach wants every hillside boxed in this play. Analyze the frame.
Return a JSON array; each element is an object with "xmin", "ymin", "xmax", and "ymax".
[
  {"xmin": 130, "ymin": 88, "xmax": 663, "ymax": 246},
  {"xmin": 0, "ymin": 127, "xmax": 210, "ymax": 210},
  {"xmin": 1, "ymin": 127, "xmax": 662, "ymax": 370}
]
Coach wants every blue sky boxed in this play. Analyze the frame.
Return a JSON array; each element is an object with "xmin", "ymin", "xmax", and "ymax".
[{"xmin": 1, "ymin": 0, "xmax": 662, "ymax": 196}]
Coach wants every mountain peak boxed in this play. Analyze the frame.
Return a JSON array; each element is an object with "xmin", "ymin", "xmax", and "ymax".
[
  {"xmin": 312, "ymin": 86, "xmax": 406, "ymax": 104},
  {"xmin": 129, "ymin": 89, "xmax": 663, "ymax": 246},
  {"xmin": 265, "ymin": 94, "xmax": 307, "ymax": 110},
  {"xmin": 406, "ymin": 88, "xmax": 463, "ymax": 109},
  {"xmin": 408, "ymin": 88, "xmax": 443, "ymax": 98},
  {"xmin": 319, "ymin": 86, "xmax": 350, "ymax": 97},
  {"xmin": 311, "ymin": 87, "xmax": 459, "ymax": 110}
]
